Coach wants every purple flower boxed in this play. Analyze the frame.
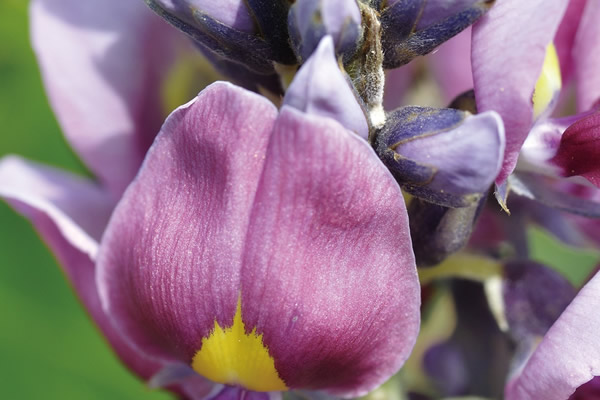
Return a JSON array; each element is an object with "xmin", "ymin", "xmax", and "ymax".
[{"xmin": 1, "ymin": 1, "xmax": 422, "ymax": 398}]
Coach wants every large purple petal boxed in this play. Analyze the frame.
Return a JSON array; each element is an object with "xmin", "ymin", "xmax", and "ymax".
[
  {"xmin": 240, "ymin": 106, "xmax": 420, "ymax": 396},
  {"xmin": 30, "ymin": 0, "xmax": 186, "ymax": 196},
  {"xmin": 574, "ymin": 0, "xmax": 600, "ymax": 112},
  {"xmin": 505, "ymin": 271, "xmax": 600, "ymax": 400},
  {"xmin": 471, "ymin": 0, "xmax": 568, "ymax": 183},
  {"xmin": 97, "ymin": 82, "xmax": 278, "ymax": 362},
  {"xmin": 97, "ymin": 81, "xmax": 419, "ymax": 396}
]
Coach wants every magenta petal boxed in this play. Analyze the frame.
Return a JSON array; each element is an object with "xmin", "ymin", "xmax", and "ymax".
[
  {"xmin": 554, "ymin": 0, "xmax": 587, "ymax": 84},
  {"xmin": 241, "ymin": 107, "xmax": 420, "ymax": 397},
  {"xmin": 471, "ymin": 0, "xmax": 568, "ymax": 183},
  {"xmin": 31, "ymin": 0, "xmax": 185, "ymax": 196},
  {"xmin": 97, "ymin": 82, "xmax": 278, "ymax": 361},
  {"xmin": 505, "ymin": 271, "xmax": 600, "ymax": 400},
  {"xmin": 551, "ymin": 112, "xmax": 600, "ymax": 187},
  {"xmin": 0, "ymin": 156, "xmax": 161, "ymax": 380},
  {"xmin": 574, "ymin": 0, "xmax": 600, "ymax": 112}
]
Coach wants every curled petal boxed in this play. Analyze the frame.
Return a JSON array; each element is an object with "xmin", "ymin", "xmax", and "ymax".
[
  {"xmin": 505, "ymin": 271, "xmax": 600, "ymax": 400},
  {"xmin": 31, "ymin": 0, "xmax": 185, "ymax": 196},
  {"xmin": 375, "ymin": 107, "xmax": 505, "ymax": 207},
  {"xmin": 471, "ymin": 0, "xmax": 568, "ymax": 183},
  {"xmin": 550, "ymin": 111, "xmax": 600, "ymax": 187},
  {"xmin": 283, "ymin": 36, "xmax": 369, "ymax": 139}
]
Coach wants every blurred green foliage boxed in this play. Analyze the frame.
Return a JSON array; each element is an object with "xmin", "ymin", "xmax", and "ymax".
[{"xmin": 0, "ymin": 1, "xmax": 168, "ymax": 398}]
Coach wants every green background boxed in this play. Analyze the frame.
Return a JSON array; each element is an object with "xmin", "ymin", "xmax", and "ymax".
[
  {"xmin": 0, "ymin": 0, "xmax": 598, "ymax": 399},
  {"xmin": 0, "ymin": 1, "xmax": 168, "ymax": 398}
]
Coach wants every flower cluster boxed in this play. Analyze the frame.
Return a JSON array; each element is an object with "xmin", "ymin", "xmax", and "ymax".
[{"xmin": 1, "ymin": 0, "xmax": 600, "ymax": 399}]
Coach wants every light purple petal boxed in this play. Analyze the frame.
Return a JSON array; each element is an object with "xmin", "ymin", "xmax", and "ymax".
[
  {"xmin": 31, "ymin": 0, "xmax": 186, "ymax": 196},
  {"xmin": 283, "ymin": 36, "xmax": 369, "ymax": 139},
  {"xmin": 241, "ymin": 106, "xmax": 420, "ymax": 396},
  {"xmin": 428, "ymin": 27, "xmax": 473, "ymax": 104},
  {"xmin": 471, "ymin": 0, "xmax": 568, "ymax": 183},
  {"xmin": 505, "ymin": 271, "xmax": 600, "ymax": 400},
  {"xmin": 97, "ymin": 82, "xmax": 279, "ymax": 361},
  {"xmin": 574, "ymin": 0, "xmax": 600, "ymax": 112},
  {"xmin": 150, "ymin": 0, "xmax": 254, "ymax": 32}
]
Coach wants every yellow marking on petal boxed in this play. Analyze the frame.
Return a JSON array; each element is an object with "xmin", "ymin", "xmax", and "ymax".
[
  {"xmin": 191, "ymin": 298, "xmax": 287, "ymax": 392},
  {"xmin": 532, "ymin": 43, "xmax": 562, "ymax": 119}
]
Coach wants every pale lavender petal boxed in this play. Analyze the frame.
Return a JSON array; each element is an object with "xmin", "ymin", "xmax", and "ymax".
[
  {"xmin": 31, "ymin": 0, "xmax": 185, "ymax": 196},
  {"xmin": 97, "ymin": 82, "xmax": 278, "ymax": 361},
  {"xmin": 241, "ymin": 106, "xmax": 420, "ymax": 396},
  {"xmin": 149, "ymin": 0, "xmax": 254, "ymax": 32},
  {"xmin": 0, "ymin": 156, "xmax": 161, "ymax": 380},
  {"xmin": 574, "ymin": 0, "xmax": 600, "ymax": 111},
  {"xmin": 428, "ymin": 27, "xmax": 473, "ymax": 104},
  {"xmin": 472, "ymin": 0, "xmax": 568, "ymax": 183},
  {"xmin": 505, "ymin": 271, "xmax": 600, "ymax": 400},
  {"xmin": 283, "ymin": 36, "xmax": 369, "ymax": 139}
]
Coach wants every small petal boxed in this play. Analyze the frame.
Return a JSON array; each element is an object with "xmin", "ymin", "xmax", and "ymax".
[
  {"xmin": 31, "ymin": 0, "xmax": 186, "ymax": 196},
  {"xmin": 288, "ymin": 0, "xmax": 362, "ymax": 62},
  {"xmin": 505, "ymin": 271, "xmax": 600, "ymax": 400},
  {"xmin": 375, "ymin": 107, "xmax": 505, "ymax": 207},
  {"xmin": 283, "ymin": 36, "xmax": 369, "ymax": 139},
  {"xmin": 550, "ymin": 111, "xmax": 600, "ymax": 187},
  {"xmin": 471, "ymin": 0, "xmax": 568, "ymax": 183}
]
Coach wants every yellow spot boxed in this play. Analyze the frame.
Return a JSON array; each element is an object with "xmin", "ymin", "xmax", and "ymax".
[
  {"xmin": 532, "ymin": 43, "xmax": 562, "ymax": 119},
  {"xmin": 191, "ymin": 298, "xmax": 288, "ymax": 392}
]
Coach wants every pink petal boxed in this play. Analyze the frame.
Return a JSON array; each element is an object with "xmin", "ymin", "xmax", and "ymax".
[
  {"xmin": 505, "ymin": 271, "xmax": 600, "ymax": 400},
  {"xmin": 551, "ymin": 111, "xmax": 600, "ymax": 187},
  {"xmin": 241, "ymin": 106, "xmax": 420, "ymax": 396},
  {"xmin": 30, "ymin": 0, "xmax": 186, "ymax": 196},
  {"xmin": 554, "ymin": 0, "xmax": 587, "ymax": 84},
  {"xmin": 574, "ymin": 0, "xmax": 600, "ymax": 112},
  {"xmin": 97, "ymin": 82, "xmax": 279, "ymax": 362},
  {"xmin": 97, "ymin": 81, "xmax": 420, "ymax": 395},
  {"xmin": 471, "ymin": 0, "xmax": 568, "ymax": 184}
]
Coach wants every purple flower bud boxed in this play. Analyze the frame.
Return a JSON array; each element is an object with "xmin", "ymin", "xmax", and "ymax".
[
  {"xmin": 375, "ymin": 106, "xmax": 505, "ymax": 207},
  {"xmin": 288, "ymin": 0, "xmax": 362, "ymax": 62}
]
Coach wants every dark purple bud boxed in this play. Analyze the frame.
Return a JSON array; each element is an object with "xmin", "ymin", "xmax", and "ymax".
[
  {"xmin": 380, "ymin": 0, "xmax": 495, "ymax": 68},
  {"xmin": 409, "ymin": 197, "xmax": 485, "ymax": 267},
  {"xmin": 374, "ymin": 106, "xmax": 504, "ymax": 208},
  {"xmin": 143, "ymin": 0, "xmax": 292, "ymax": 73},
  {"xmin": 245, "ymin": 0, "xmax": 297, "ymax": 64},
  {"xmin": 503, "ymin": 261, "xmax": 576, "ymax": 341},
  {"xmin": 288, "ymin": 0, "xmax": 362, "ymax": 62}
]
